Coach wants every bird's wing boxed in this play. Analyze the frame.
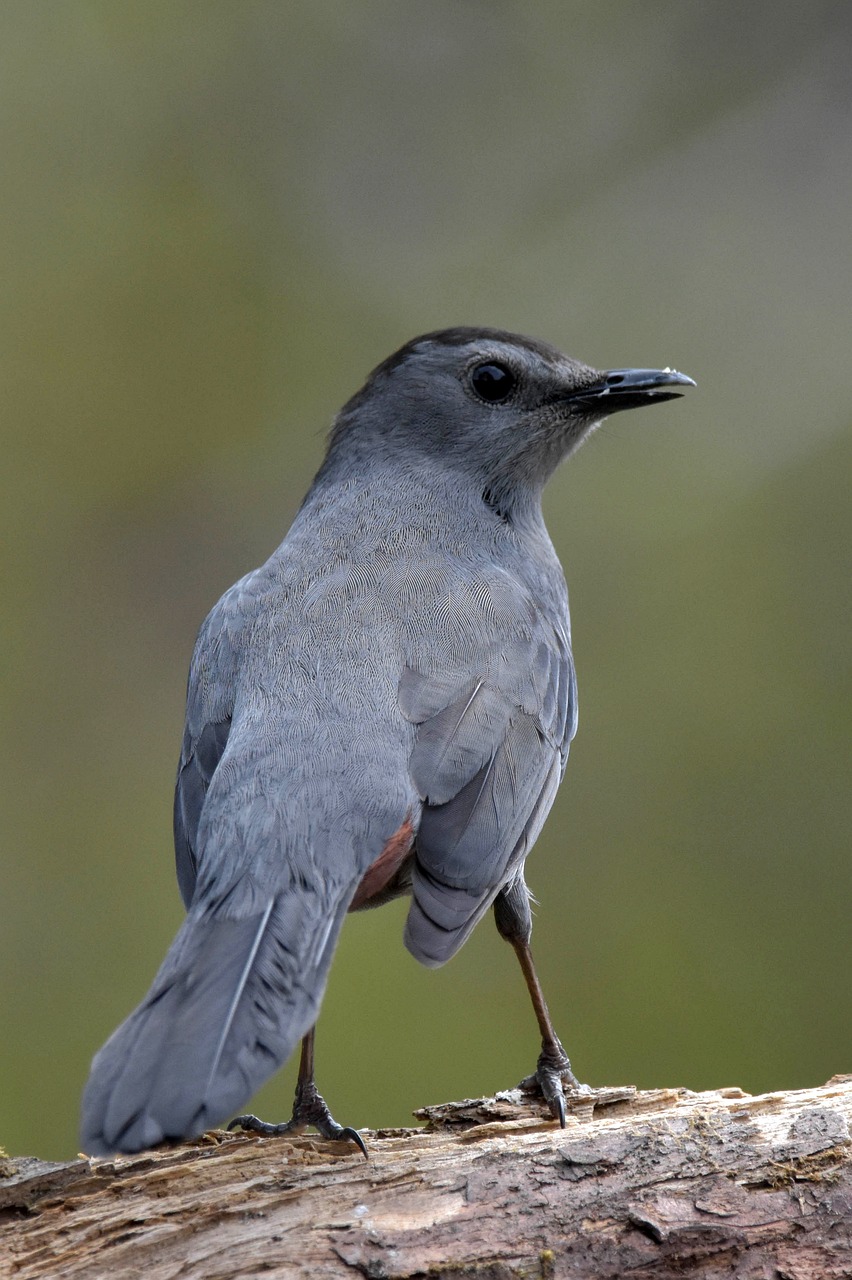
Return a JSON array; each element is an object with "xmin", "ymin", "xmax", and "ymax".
[
  {"xmin": 400, "ymin": 597, "xmax": 576, "ymax": 967},
  {"xmin": 173, "ymin": 573, "xmax": 256, "ymax": 908}
]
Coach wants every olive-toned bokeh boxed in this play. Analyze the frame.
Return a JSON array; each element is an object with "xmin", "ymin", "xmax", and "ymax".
[{"xmin": 3, "ymin": 3, "xmax": 850, "ymax": 1161}]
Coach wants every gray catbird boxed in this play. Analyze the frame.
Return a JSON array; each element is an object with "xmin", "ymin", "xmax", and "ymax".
[{"xmin": 81, "ymin": 328, "xmax": 694, "ymax": 1157}]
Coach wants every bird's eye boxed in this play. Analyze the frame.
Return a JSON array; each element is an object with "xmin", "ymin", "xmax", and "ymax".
[{"xmin": 470, "ymin": 362, "xmax": 517, "ymax": 403}]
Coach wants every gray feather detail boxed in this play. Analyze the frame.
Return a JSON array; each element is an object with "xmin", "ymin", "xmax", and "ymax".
[
  {"xmin": 401, "ymin": 616, "xmax": 575, "ymax": 967},
  {"xmin": 171, "ymin": 571, "xmax": 255, "ymax": 909},
  {"xmin": 174, "ymin": 717, "xmax": 232, "ymax": 908},
  {"xmin": 81, "ymin": 882, "xmax": 352, "ymax": 1156},
  {"xmin": 407, "ymin": 681, "xmax": 512, "ymax": 806},
  {"xmin": 405, "ymin": 749, "xmax": 562, "ymax": 966},
  {"xmin": 204, "ymin": 895, "xmax": 275, "ymax": 1096},
  {"xmin": 403, "ymin": 874, "xmax": 489, "ymax": 968}
]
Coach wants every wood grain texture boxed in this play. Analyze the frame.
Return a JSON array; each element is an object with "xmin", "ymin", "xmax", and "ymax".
[{"xmin": 2, "ymin": 1078, "xmax": 851, "ymax": 1279}]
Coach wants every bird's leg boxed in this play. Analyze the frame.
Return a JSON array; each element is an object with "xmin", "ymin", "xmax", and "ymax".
[
  {"xmin": 511, "ymin": 937, "xmax": 583, "ymax": 1126},
  {"xmin": 493, "ymin": 880, "xmax": 585, "ymax": 1128},
  {"xmin": 228, "ymin": 1028, "xmax": 368, "ymax": 1158}
]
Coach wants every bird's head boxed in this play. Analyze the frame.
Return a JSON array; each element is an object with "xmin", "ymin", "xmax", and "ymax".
[{"xmin": 329, "ymin": 328, "xmax": 695, "ymax": 518}]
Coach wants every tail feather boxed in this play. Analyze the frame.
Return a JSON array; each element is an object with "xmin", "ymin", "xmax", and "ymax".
[{"xmin": 81, "ymin": 888, "xmax": 350, "ymax": 1155}]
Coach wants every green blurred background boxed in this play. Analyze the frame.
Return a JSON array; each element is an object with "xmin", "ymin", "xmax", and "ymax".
[{"xmin": 2, "ymin": 2, "xmax": 850, "ymax": 1161}]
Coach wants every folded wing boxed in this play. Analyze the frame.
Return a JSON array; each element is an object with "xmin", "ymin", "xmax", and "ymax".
[{"xmin": 401, "ymin": 620, "xmax": 576, "ymax": 966}]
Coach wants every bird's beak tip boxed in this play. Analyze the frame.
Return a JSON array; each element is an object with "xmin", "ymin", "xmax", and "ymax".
[{"xmin": 567, "ymin": 366, "xmax": 696, "ymax": 414}]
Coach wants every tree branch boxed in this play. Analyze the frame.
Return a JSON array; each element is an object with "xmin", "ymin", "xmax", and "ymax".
[{"xmin": 3, "ymin": 1078, "xmax": 851, "ymax": 1278}]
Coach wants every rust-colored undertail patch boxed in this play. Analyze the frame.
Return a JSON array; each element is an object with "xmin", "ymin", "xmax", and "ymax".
[{"xmin": 350, "ymin": 816, "xmax": 415, "ymax": 910}]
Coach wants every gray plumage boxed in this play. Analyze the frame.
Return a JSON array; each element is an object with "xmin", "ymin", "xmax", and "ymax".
[{"xmin": 81, "ymin": 327, "xmax": 693, "ymax": 1155}]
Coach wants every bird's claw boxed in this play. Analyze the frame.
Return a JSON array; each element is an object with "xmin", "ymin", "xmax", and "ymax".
[
  {"xmin": 228, "ymin": 1080, "xmax": 368, "ymax": 1158},
  {"xmin": 335, "ymin": 1125, "xmax": 369, "ymax": 1159},
  {"xmin": 228, "ymin": 1112, "xmax": 288, "ymax": 1137},
  {"xmin": 519, "ymin": 1038, "xmax": 583, "ymax": 1128}
]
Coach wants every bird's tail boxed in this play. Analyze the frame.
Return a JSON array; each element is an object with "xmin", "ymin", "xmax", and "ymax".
[{"xmin": 80, "ymin": 884, "xmax": 350, "ymax": 1155}]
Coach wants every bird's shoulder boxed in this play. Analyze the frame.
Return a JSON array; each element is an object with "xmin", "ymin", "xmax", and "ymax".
[{"xmin": 182, "ymin": 568, "xmax": 268, "ymax": 731}]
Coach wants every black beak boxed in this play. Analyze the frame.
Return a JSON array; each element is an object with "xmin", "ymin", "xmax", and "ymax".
[{"xmin": 569, "ymin": 367, "xmax": 696, "ymax": 414}]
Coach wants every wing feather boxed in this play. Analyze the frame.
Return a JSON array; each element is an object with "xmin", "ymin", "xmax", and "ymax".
[
  {"xmin": 402, "ymin": 615, "xmax": 576, "ymax": 967},
  {"xmin": 173, "ymin": 573, "xmax": 255, "ymax": 907}
]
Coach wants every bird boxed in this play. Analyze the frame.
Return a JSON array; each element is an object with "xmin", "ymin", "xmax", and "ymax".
[{"xmin": 81, "ymin": 327, "xmax": 694, "ymax": 1157}]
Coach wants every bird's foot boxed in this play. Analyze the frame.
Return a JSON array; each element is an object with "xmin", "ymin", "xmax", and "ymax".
[
  {"xmin": 519, "ymin": 1038, "xmax": 589, "ymax": 1127},
  {"xmin": 228, "ymin": 1078, "xmax": 368, "ymax": 1158}
]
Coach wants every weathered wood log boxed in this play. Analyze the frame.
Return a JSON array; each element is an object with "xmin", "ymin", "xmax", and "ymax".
[{"xmin": 2, "ymin": 1078, "xmax": 851, "ymax": 1279}]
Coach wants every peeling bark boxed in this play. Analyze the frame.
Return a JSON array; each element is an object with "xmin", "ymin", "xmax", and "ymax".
[{"xmin": 2, "ymin": 1078, "xmax": 851, "ymax": 1279}]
